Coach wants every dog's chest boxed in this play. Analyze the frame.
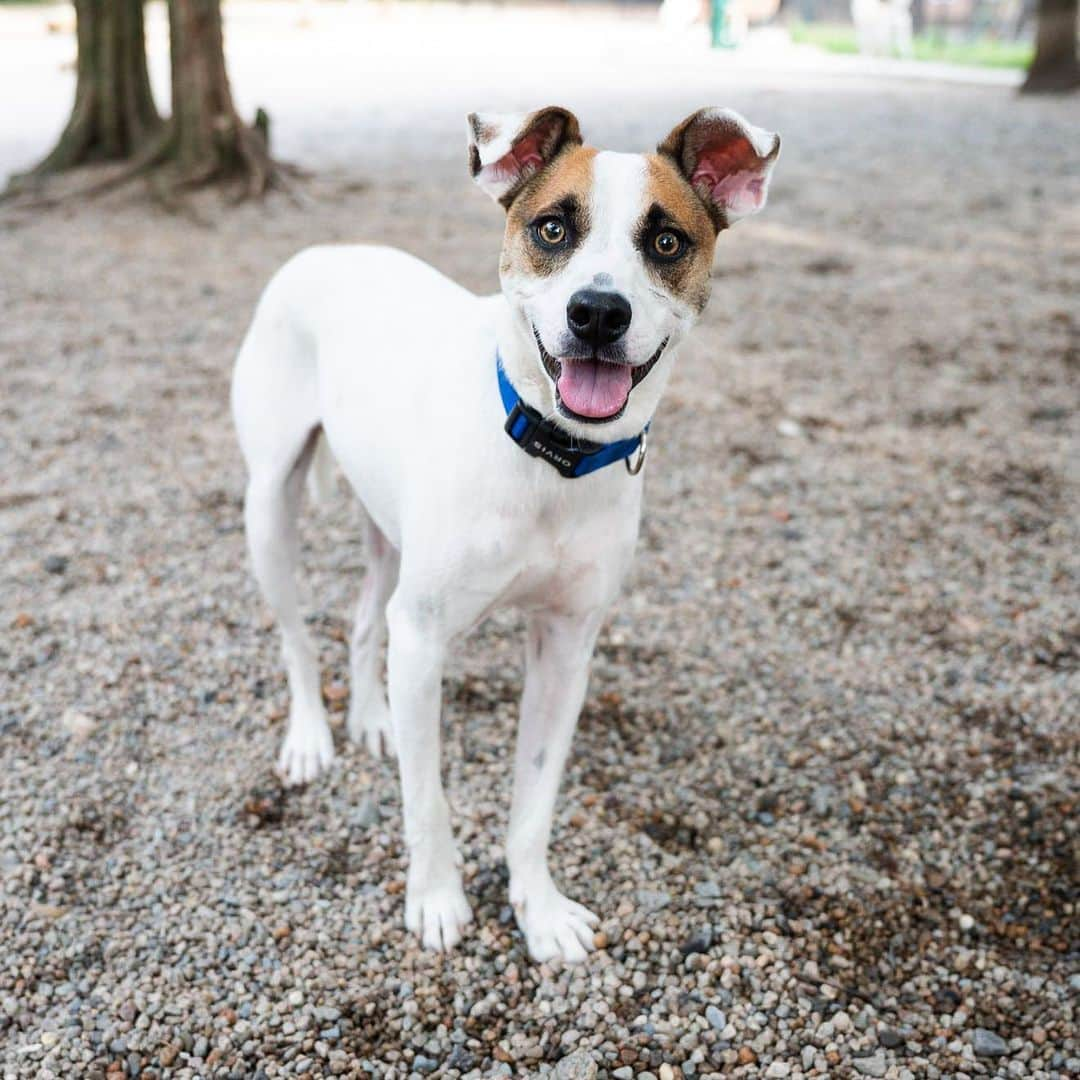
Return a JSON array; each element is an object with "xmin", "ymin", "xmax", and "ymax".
[{"xmin": 461, "ymin": 484, "xmax": 640, "ymax": 616}]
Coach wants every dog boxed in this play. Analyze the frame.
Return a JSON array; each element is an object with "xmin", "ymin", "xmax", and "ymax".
[{"xmin": 231, "ymin": 106, "xmax": 780, "ymax": 962}]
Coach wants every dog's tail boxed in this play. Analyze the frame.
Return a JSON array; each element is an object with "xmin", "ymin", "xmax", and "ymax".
[{"xmin": 306, "ymin": 429, "xmax": 338, "ymax": 506}]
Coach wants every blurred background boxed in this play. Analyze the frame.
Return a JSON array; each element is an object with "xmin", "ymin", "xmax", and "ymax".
[
  {"xmin": 0, "ymin": 2, "xmax": 1077, "ymax": 1079},
  {"xmin": 1, "ymin": 0, "xmax": 1077, "ymax": 185}
]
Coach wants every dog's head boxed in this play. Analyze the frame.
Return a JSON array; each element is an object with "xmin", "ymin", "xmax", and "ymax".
[{"xmin": 468, "ymin": 106, "xmax": 779, "ymax": 437}]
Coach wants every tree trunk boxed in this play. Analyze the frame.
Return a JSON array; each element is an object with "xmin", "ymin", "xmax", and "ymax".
[
  {"xmin": 28, "ymin": 0, "xmax": 161, "ymax": 176},
  {"xmin": 167, "ymin": 0, "xmax": 273, "ymax": 193},
  {"xmin": 1022, "ymin": 0, "xmax": 1080, "ymax": 92}
]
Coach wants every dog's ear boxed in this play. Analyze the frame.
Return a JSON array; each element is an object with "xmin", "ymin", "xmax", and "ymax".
[
  {"xmin": 658, "ymin": 108, "xmax": 780, "ymax": 230},
  {"xmin": 467, "ymin": 107, "xmax": 582, "ymax": 207}
]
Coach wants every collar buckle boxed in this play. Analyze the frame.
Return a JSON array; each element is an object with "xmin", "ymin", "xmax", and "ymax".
[{"xmin": 505, "ymin": 402, "xmax": 585, "ymax": 479}]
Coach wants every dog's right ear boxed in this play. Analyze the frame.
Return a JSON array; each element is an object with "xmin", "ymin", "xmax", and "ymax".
[{"xmin": 467, "ymin": 107, "xmax": 582, "ymax": 207}]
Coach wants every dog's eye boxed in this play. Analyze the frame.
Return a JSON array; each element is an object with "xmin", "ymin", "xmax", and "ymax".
[
  {"xmin": 652, "ymin": 230, "xmax": 683, "ymax": 259},
  {"xmin": 535, "ymin": 218, "xmax": 567, "ymax": 247}
]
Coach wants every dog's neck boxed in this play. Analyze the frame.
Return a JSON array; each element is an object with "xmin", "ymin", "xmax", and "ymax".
[{"xmin": 494, "ymin": 302, "xmax": 555, "ymax": 415}]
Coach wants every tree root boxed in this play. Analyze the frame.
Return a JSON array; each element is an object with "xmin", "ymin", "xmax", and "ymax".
[
  {"xmin": 3, "ymin": 124, "xmax": 175, "ymax": 209},
  {"xmin": 2, "ymin": 111, "xmax": 302, "ymax": 214}
]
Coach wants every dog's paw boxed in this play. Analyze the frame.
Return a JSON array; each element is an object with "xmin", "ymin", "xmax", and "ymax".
[
  {"xmin": 405, "ymin": 879, "xmax": 473, "ymax": 952},
  {"xmin": 277, "ymin": 720, "xmax": 334, "ymax": 786},
  {"xmin": 347, "ymin": 697, "xmax": 396, "ymax": 759},
  {"xmin": 513, "ymin": 880, "xmax": 599, "ymax": 964}
]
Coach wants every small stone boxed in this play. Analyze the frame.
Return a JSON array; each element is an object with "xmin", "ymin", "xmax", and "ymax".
[
  {"xmin": 413, "ymin": 1055, "xmax": 438, "ymax": 1073},
  {"xmin": 555, "ymin": 1049, "xmax": 598, "ymax": 1080},
  {"xmin": 288, "ymin": 989, "xmax": 304, "ymax": 1007},
  {"xmin": 446, "ymin": 1045, "xmax": 474, "ymax": 1071},
  {"xmin": 681, "ymin": 928, "xmax": 713, "ymax": 956},
  {"xmin": 192, "ymin": 1036, "xmax": 209, "ymax": 1059},
  {"xmin": 158, "ymin": 1045, "xmax": 179, "ymax": 1067},
  {"xmin": 765, "ymin": 1063, "xmax": 790, "ymax": 1078},
  {"xmin": 40, "ymin": 1032, "xmax": 59, "ymax": 1048},
  {"xmin": 659, "ymin": 1065, "xmax": 676, "ymax": 1080},
  {"xmin": 958, "ymin": 912, "xmax": 974, "ymax": 931},
  {"xmin": 593, "ymin": 930, "xmax": 609, "ymax": 950},
  {"xmin": 613, "ymin": 1070, "xmax": 633, "ymax": 1080},
  {"xmin": 705, "ymin": 1005, "xmax": 726, "ymax": 1031},
  {"xmin": 853, "ymin": 1051, "xmax": 887, "ymax": 1077},
  {"xmin": 737, "ymin": 1047, "xmax": 756, "ymax": 1065},
  {"xmin": 635, "ymin": 889, "xmax": 671, "ymax": 913},
  {"xmin": 879, "ymin": 1028, "xmax": 905, "ymax": 1049},
  {"xmin": 353, "ymin": 796, "xmax": 380, "ymax": 828},
  {"xmin": 43, "ymin": 555, "xmax": 68, "ymax": 575},
  {"xmin": 972, "ymin": 1028, "xmax": 1008, "ymax": 1058},
  {"xmin": 61, "ymin": 710, "xmax": 97, "ymax": 740}
]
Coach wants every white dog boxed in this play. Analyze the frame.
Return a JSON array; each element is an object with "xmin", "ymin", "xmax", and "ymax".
[{"xmin": 232, "ymin": 106, "xmax": 780, "ymax": 962}]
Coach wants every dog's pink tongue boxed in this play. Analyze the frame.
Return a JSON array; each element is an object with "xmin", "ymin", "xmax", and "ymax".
[{"xmin": 557, "ymin": 360, "xmax": 632, "ymax": 419}]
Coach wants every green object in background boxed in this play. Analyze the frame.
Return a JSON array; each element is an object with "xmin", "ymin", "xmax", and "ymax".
[
  {"xmin": 788, "ymin": 21, "xmax": 1034, "ymax": 70},
  {"xmin": 710, "ymin": 0, "xmax": 737, "ymax": 48}
]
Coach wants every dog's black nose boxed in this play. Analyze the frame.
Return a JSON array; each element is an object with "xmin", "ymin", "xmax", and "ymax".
[{"xmin": 566, "ymin": 289, "xmax": 632, "ymax": 347}]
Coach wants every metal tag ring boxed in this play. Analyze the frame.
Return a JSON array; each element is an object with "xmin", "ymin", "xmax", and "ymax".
[{"xmin": 625, "ymin": 429, "xmax": 648, "ymax": 476}]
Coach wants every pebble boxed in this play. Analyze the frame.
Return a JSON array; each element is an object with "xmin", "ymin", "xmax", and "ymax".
[
  {"xmin": 681, "ymin": 928, "xmax": 713, "ymax": 955},
  {"xmin": 972, "ymin": 1028, "xmax": 1008, "ymax": 1058},
  {"xmin": 635, "ymin": 889, "xmax": 672, "ymax": 913},
  {"xmin": 853, "ymin": 1051, "xmax": 888, "ymax": 1077},
  {"xmin": 60, "ymin": 710, "xmax": 97, "ymax": 740},
  {"xmin": 705, "ymin": 1005, "xmax": 727, "ymax": 1032},
  {"xmin": 555, "ymin": 1050, "xmax": 597, "ymax": 1079}
]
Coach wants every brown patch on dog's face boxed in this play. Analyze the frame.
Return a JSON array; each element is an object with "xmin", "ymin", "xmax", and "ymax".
[
  {"xmin": 639, "ymin": 153, "xmax": 718, "ymax": 313},
  {"xmin": 501, "ymin": 146, "xmax": 598, "ymax": 280}
]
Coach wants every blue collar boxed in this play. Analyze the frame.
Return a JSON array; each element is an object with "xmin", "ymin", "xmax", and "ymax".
[{"xmin": 496, "ymin": 355, "xmax": 648, "ymax": 478}]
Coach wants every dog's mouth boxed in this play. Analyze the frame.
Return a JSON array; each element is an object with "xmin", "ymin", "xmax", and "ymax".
[{"xmin": 533, "ymin": 327, "xmax": 667, "ymax": 424}]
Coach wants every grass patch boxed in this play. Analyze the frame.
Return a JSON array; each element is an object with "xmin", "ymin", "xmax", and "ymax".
[{"xmin": 789, "ymin": 21, "xmax": 1033, "ymax": 70}]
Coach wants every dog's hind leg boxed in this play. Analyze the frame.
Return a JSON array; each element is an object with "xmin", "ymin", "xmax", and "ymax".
[
  {"xmin": 243, "ymin": 429, "xmax": 335, "ymax": 786},
  {"xmin": 346, "ymin": 516, "xmax": 399, "ymax": 758}
]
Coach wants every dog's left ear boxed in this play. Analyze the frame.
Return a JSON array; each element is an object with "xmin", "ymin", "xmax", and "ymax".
[
  {"xmin": 467, "ymin": 106, "xmax": 582, "ymax": 207},
  {"xmin": 658, "ymin": 108, "xmax": 780, "ymax": 230}
]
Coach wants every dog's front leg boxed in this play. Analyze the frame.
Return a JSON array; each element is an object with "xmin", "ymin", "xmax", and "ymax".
[
  {"xmin": 507, "ymin": 610, "xmax": 603, "ymax": 963},
  {"xmin": 385, "ymin": 595, "xmax": 472, "ymax": 952}
]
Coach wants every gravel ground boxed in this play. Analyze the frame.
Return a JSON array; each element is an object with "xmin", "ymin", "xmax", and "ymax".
[{"xmin": 1, "ymin": 5, "xmax": 1078, "ymax": 1079}]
